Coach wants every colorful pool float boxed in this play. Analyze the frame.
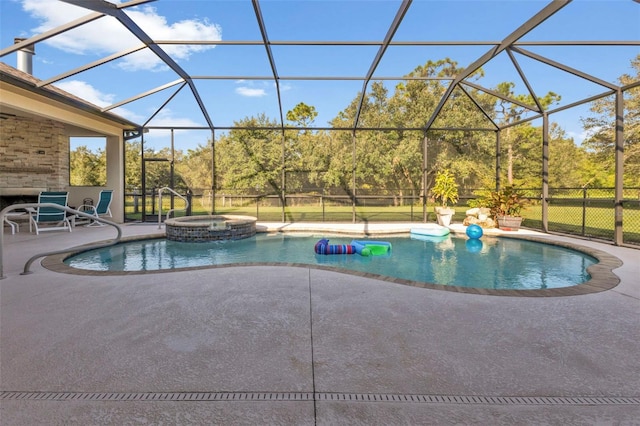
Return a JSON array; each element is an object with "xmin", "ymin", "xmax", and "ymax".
[
  {"xmin": 350, "ymin": 240, "xmax": 392, "ymax": 256},
  {"xmin": 314, "ymin": 239, "xmax": 355, "ymax": 255}
]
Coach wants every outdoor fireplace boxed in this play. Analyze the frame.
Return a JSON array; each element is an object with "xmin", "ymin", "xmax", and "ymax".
[{"xmin": 0, "ymin": 188, "xmax": 46, "ymax": 211}]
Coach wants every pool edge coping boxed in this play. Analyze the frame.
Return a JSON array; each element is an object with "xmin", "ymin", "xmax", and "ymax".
[{"xmin": 41, "ymin": 228, "xmax": 623, "ymax": 298}]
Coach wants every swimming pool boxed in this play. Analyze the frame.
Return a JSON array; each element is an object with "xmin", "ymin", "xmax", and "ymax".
[{"xmin": 64, "ymin": 234, "xmax": 599, "ymax": 291}]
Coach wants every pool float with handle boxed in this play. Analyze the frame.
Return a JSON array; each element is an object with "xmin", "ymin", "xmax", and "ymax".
[
  {"xmin": 350, "ymin": 240, "xmax": 392, "ymax": 256},
  {"xmin": 314, "ymin": 239, "xmax": 356, "ymax": 255}
]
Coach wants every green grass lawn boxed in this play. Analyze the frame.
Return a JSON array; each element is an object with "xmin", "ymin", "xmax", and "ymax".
[{"xmin": 124, "ymin": 197, "xmax": 640, "ymax": 245}]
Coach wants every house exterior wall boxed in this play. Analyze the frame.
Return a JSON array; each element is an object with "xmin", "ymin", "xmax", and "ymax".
[
  {"xmin": 1, "ymin": 78, "xmax": 132, "ymax": 222},
  {"xmin": 0, "ymin": 115, "xmax": 69, "ymax": 191}
]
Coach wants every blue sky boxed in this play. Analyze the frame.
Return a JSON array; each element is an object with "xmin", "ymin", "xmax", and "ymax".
[{"xmin": 1, "ymin": 0, "xmax": 639, "ymax": 151}]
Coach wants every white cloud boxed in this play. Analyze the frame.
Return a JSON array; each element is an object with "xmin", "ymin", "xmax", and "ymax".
[
  {"xmin": 143, "ymin": 109, "xmax": 207, "ymax": 149},
  {"xmin": 55, "ymin": 80, "xmax": 141, "ymax": 122},
  {"xmin": 567, "ymin": 125, "xmax": 602, "ymax": 145},
  {"xmin": 54, "ymin": 79, "xmax": 211, "ymax": 127},
  {"xmin": 235, "ymin": 80, "xmax": 269, "ymax": 97},
  {"xmin": 21, "ymin": 0, "xmax": 222, "ymax": 71},
  {"xmin": 146, "ymin": 108, "xmax": 203, "ymax": 128},
  {"xmin": 235, "ymin": 86, "xmax": 267, "ymax": 97},
  {"xmin": 56, "ymin": 80, "xmax": 114, "ymax": 107}
]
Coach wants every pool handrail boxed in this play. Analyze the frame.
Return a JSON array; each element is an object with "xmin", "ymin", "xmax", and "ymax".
[
  {"xmin": 0, "ymin": 203, "xmax": 123, "ymax": 279},
  {"xmin": 158, "ymin": 187, "xmax": 189, "ymax": 229}
]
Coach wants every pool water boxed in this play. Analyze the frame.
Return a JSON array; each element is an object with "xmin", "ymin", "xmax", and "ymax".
[{"xmin": 65, "ymin": 234, "xmax": 597, "ymax": 290}]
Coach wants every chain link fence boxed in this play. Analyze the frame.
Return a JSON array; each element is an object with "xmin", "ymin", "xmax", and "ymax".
[{"xmin": 124, "ymin": 186, "xmax": 640, "ymax": 247}]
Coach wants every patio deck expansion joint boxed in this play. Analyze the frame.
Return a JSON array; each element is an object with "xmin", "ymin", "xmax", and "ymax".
[{"xmin": 1, "ymin": 391, "xmax": 638, "ymax": 406}]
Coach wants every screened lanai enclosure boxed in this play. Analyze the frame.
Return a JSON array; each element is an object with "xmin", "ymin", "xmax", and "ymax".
[{"xmin": 1, "ymin": 0, "xmax": 639, "ymax": 246}]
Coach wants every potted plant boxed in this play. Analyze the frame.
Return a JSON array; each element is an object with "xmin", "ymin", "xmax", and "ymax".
[
  {"xmin": 431, "ymin": 169, "xmax": 458, "ymax": 226},
  {"xmin": 488, "ymin": 186, "xmax": 528, "ymax": 231}
]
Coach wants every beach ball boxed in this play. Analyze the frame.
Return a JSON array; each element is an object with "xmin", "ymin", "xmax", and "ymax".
[{"xmin": 466, "ymin": 224, "xmax": 483, "ymax": 239}]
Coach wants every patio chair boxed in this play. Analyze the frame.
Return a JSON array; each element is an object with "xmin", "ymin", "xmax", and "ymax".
[
  {"xmin": 29, "ymin": 191, "xmax": 72, "ymax": 235},
  {"xmin": 78, "ymin": 189, "xmax": 113, "ymax": 226}
]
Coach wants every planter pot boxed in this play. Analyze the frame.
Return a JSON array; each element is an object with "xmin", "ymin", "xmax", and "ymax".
[
  {"xmin": 497, "ymin": 215, "xmax": 523, "ymax": 231},
  {"xmin": 435, "ymin": 207, "xmax": 455, "ymax": 227}
]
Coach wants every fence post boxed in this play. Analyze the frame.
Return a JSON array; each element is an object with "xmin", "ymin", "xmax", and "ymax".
[
  {"xmin": 151, "ymin": 188, "xmax": 156, "ymax": 216},
  {"xmin": 410, "ymin": 189, "xmax": 414, "ymax": 222},
  {"xmin": 133, "ymin": 188, "xmax": 139, "ymax": 214},
  {"xmin": 186, "ymin": 190, "xmax": 192, "ymax": 216},
  {"xmin": 582, "ymin": 187, "xmax": 587, "ymax": 236}
]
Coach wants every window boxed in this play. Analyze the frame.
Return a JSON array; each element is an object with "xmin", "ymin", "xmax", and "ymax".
[{"xmin": 69, "ymin": 137, "xmax": 107, "ymax": 186}]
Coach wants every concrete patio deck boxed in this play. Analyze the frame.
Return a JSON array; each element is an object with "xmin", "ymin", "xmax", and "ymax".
[{"xmin": 1, "ymin": 223, "xmax": 638, "ymax": 425}]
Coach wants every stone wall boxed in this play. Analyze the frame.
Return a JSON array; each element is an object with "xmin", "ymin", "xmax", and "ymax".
[{"xmin": 0, "ymin": 115, "xmax": 69, "ymax": 190}]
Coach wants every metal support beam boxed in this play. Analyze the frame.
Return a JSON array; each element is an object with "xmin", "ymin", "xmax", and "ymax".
[
  {"xmin": 142, "ymin": 82, "xmax": 188, "ymax": 127},
  {"xmin": 423, "ymin": 0, "xmax": 571, "ymax": 130},
  {"xmin": 0, "ymin": 13, "xmax": 103, "ymax": 58},
  {"xmin": 542, "ymin": 113, "xmax": 549, "ymax": 233},
  {"xmin": 353, "ymin": 0, "xmax": 412, "ymax": 129},
  {"xmin": 614, "ymin": 89, "xmax": 624, "ymax": 245},
  {"xmin": 140, "ymin": 134, "xmax": 146, "ymax": 220},
  {"xmin": 495, "ymin": 131, "xmax": 501, "ymax": 191},
  {"xmin": 211, "ymin": 129, "xmax": 216, "ymax": 215},
  {"xmin": 124, "ymin": 128, "xmax": 143, "ymax": 141},
  {"xmin": 281, "ymin": 131, "xmax": 286, "ymax": 222},
  {"xmin": 461, "ymin": 81, "xmax": 539, "ymax": 112},
  {"xmin": 170, "ymin": 129, "xmax": 175, "ymax": 211},
  {"xmin": 510, "ymin": 46, "xmax": 619, "ymax": 91},
  {"xmin": 423, "ymin": 132, "xmax": 428, "ymax": 222},
  {"xmin": 352, "ymin": 132, "xmax": 357, "ymax": 223},
  {"xmin": 104, "ymin": 79, "xmax": 185, "ymax": 112},
  {"xmin": 457, "ymin": 85, "xmax": 500, "ymax": 130},
  {"xmin": 37, "ymin": 45, "xmax": 147, "ymax": 88},
  {"xmin": 251, "ymin": 0, "xmax": 286, "ymax": 130},
  {"xmin": 61, "ymin": 0, "xmax": 215, "ymax": 129},
  {"xmin": 507, "ymin": 48, "xmax": 544, "ymax": 112}
]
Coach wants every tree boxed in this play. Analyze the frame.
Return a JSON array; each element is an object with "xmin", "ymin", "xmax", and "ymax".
[
  {"xmin": 215, "ymin": 114, "xmax": 284, "ymax": 197},
  {"xmin": 177, "ymin": 142, "xmax": 213, "ymax": 192},
  {"xmin": 495, "ymin": 82, "xmax": 561, "ymax": 187},
  {"xmin": 547, "ymin": 123, "xmax": 608, "ymax": 188},
  {"xmin": 70, "ymin": 145, "xmax": 106, "ymax": 186},
  {"xmin": 124, "ymin": 140, "xmax": 142, "ymax": 190},
  {"xmin": 581, "ymin": 54, "xmax": 640, "ymax": 187},
  {"xmin": 284, "ymin": 102, "xmax": 320, "ymax": 194},
  {"xmin": 392, "ymin": 60, "xmax": 496, "ymax": 194},
  {"xmin": 286, "ymin": 102, "xmax": 318, "ymax": 130}
]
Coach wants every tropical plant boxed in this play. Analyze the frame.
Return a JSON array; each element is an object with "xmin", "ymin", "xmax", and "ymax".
[
  {"xmin": 487, "ymin": 186, "xmax": 528, "ymax": 217},
  {"xmin": 431, "ymin": 169, "xmax": 459, "ymax": 208}
]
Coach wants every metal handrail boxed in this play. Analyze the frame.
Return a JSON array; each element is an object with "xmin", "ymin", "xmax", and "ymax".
[
  {"xmin": 0, "ymin": 203, "xmax": 122, "ymax": 279},
  {"xmin": 157, "ymin": 187, "xmax": 189, "ymax": 229}
]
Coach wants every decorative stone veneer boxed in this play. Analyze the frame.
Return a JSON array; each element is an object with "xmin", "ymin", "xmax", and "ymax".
[
  {"xmin": 165, "ymin": 215, "xmax": 257, "ymax": 242},
  {"xmin": 0, "ymin": 115, "xmax": 69, "ymax": 191}
]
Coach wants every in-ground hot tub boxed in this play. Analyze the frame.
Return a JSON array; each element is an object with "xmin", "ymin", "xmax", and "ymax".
[{"xmin": 164, "ymin": 215, "xmax": 257, "ymax": 242}]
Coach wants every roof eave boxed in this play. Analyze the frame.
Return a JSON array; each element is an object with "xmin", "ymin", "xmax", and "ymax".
[{"xmin": 0, "ymin": 70, "xmax": 141, "ymax": 129}]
